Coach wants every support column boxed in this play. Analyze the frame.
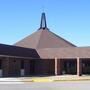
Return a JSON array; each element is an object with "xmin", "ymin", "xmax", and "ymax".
[
  {"xmin": 77, "ymin": 57, "xmax": 82, "ymax": 76},
  {"xmin": 55, "ymin": 57, "xmax": 62, "ymax": 75}
]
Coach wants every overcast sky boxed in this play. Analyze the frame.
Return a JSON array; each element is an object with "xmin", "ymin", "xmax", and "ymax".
[{"xmin": 0, "ymin": 0, "xmax": 90, "ymax": 46}]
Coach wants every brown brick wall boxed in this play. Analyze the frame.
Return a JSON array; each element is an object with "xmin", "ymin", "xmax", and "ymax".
[
  {"xmin": 34, "ymin": 59, "xmax": 55, "ymax": 75},
  {"xmin": 2, "ymin": 58, "xmax": 9, "ymax": 77},
  {"xmin": 2, "ymin": 58, "xmax": 21, "ymax": 77}
]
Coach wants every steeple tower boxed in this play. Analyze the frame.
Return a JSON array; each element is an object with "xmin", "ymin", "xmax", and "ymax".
[
  {"xmin": 15, "ymin": 12, "xmax": 76, "ymax": 48},
  {"xmin": 40, "ymin": 12, "xmax": 47, "ymax": 29}
]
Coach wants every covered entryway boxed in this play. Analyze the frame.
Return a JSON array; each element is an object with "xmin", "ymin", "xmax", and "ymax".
[
  {"xmin": 82, "ymin": 59, "xmax": 90, "ymax": 74},
  {"xmin": 54, "ymin": 58, "xmax": 77, "ymax": 75},
  {"xmin": 62, "ymin": 59, "xmax": 77, "ymax": 75}
]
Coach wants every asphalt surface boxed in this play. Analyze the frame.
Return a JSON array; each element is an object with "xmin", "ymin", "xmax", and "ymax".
[{"xmin": 0, "ymin": 81, "xmax": 90, "ymax": 90}]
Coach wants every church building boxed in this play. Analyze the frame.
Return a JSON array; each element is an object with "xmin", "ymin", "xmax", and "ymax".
[{"xmin": 0, "ymin": 13, "xmax": 90, "ymax": 77}]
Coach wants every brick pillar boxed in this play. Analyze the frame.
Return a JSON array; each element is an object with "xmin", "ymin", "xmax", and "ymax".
[
  {"xmin": 77, "ymin": 57, "xmax": 82, "ymax": 76},
  {"xmin": 55, "ymin": 57, "xmax": 62, "ymax": 75}
]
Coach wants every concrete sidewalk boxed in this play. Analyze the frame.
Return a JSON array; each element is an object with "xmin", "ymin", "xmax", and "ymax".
[{"xmin": 0, "ymin": 78, "xmax": 24, "ymax": 84}]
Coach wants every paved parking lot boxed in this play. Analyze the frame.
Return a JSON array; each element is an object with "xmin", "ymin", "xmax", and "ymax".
[{"xmin": 0, "ymin": 81, "xmax": 90, "ymax": 90}]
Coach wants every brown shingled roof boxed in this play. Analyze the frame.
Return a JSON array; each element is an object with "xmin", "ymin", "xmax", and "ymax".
[
  {"xmin": 37, "ymin": 47, "xmax": 90, "ymax": 59},
  {"xmin": 14, "ymin": 13, "xmax": 76, "ymax": 49}
]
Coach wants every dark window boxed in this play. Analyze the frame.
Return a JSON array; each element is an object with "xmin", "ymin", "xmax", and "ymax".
[
  {"xmin": 13, "ymin": 60, "xmax": 16, "ymax": 62},
  {"xmin": 21, "ymin": 60, "xmax": 24, "ymax": 69},
  {"xmin": 0, "ymin": 60, "xmax": 2, "ymax": 69},
  {"xmin": 30, "ymin": 60, "xmax": 35, "ymax": 75}
]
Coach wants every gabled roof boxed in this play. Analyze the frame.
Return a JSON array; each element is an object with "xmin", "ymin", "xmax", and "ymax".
[{"xmin": 14, "ymin": 12, "xmax": 76, "ymax": 49}]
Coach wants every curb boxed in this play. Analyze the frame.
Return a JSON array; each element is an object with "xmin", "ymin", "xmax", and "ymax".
[
  {"xmin": 22, "ymin": 78, "xmax": 90, "ymax": 82},
  {"xmin": 1, "ymin": 77, "xmax": 90, "ymax": 82},
  {"xmin": 0, "ymin": 79, "xmax": 90, "ymax": 82},
  {"xmin": 54, "ymin": 79, "xmax": 90, "ymax": 82},
  {"xmin": 23, "ymin": 78, "xmax": 53, "ymax": 82}
]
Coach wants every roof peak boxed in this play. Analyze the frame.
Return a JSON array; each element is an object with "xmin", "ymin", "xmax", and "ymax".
[{"xmin": 40, "ymin": 12, "xmax": 47, "ymax": 30}]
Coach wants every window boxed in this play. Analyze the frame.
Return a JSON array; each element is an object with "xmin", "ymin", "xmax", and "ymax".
[
  {"xmin": 21, "ymin": 60, "xmax": 24, "ymax": 69},
  {"xmin": 0, "ymin": 60, "xmax": 2, "ymax": 69}
]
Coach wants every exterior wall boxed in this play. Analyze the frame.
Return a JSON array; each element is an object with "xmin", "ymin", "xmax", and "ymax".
[
  {"xmin": 1, "ymin": 58, "xmax": 81, "ymax": 77},
  {"xmin": 2, "ymin": 58, "xmax": 10, "ymax": 77},
  {"xmin": 2, "ymin": 58, "xmax": 36, "ymax": 77},
  {"xmin": 1, "ymin": 57, "xmax": 90, "ymax": 77},
  {"xmin": 34, "ymin": 59, "xmax": 47, "ymax": 75},
  {"xmin": 34, "ymin": 59, "xmax": 55, "ymax": 75},
  {"xmin": 9, "ymin": 58, "xmax": 21, "ymax": 76},
  {"xmin": 82, "ymin": 59, "xmax": 90, "ymax": 74},
  {"xmin": 48, "ymin": 59, "xmax": 55, "ymax": 75},
  {"xmin": 2, "ymin": 58, "xmax": 21, "ymax": 77},
  {"xmin": 24, "ymin": 59, "xmax": 36, "ymax": 76}
]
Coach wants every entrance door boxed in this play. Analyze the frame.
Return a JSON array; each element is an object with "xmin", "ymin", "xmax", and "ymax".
[
  {"xmin": 82, "ymin": 60, "xmax": 90, "ymax": 74},
  {"xmin": 63, "ymin": 60, "xmax": 77, "ymax": 74}
]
